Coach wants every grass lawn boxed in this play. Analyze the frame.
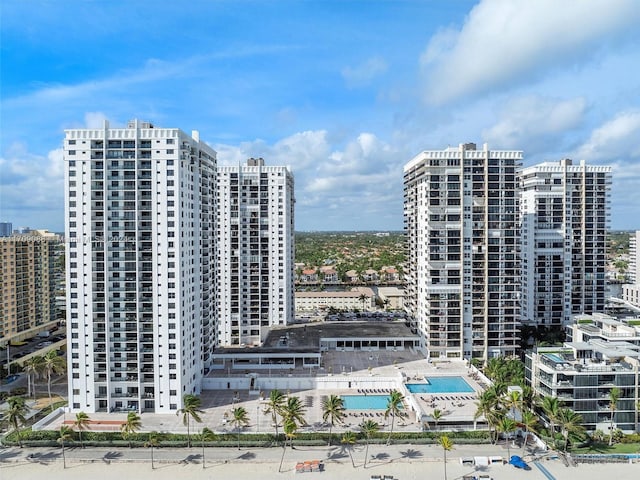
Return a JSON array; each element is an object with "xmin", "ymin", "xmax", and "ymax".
[{"xmin": 572, "ymin": 442, "xmax": 640, "ymax": 454}]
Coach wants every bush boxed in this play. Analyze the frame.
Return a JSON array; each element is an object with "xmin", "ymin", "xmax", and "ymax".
[{"xmin": 9, "ymin": 387, "xmax": 27, "ymax": 396}]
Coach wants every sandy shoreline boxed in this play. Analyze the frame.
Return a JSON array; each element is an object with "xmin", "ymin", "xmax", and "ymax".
[{"xmin": 1, "ymin": 444, "xmax": 638, "ymax": 480}]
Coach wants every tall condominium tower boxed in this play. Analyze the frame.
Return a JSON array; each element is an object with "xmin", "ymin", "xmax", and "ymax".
[
  {"xmin": 404, "ymin": 143, "xmax": 521, "ymax": 361},
  {"xmin": 521, "ymin": 159, "xmax": 611, "ymax": 327},
  {"xmin": 64, "ymin": 120, "xmax": 216, "ymax": 413},
  {"xmin": 215, "ymin": 158, "xmax": 295, "ymax": 346},
  {"xmin": 627, "ymin": 230, "xmax": 640, "ymax": 284},
  {"xmin": 0, "ymin": 230, "xmax": 59, "ymax": 341}
]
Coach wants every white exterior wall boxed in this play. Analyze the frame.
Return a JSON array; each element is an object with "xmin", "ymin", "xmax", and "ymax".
[
  {"xmin": 64, "ymin": 120, "xmax": 216, "ymax": 414},
  {"xmin": 628, "ymin": 231, "xmax": 640, "ymax": 284},
  {"xmin": 520, "ymin": 160, "xmax": 611, "ymax": 327},
  {"xmin": 215, "ymin": 161, "xmax": 294, "ymax": 346},
  {"xmin": 404, "ymin": 143, "xmax": 521, "ymax": 361}
]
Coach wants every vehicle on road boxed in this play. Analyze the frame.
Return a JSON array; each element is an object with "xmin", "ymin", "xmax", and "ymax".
[{"xmin": 3, "ymin": 374, "xmax": 20, "ymax": 384}]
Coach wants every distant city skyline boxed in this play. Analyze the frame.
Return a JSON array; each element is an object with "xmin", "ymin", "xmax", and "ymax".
[{"xmin": 2, "ymin": 0, "xmax": 640, "ymax": 231}]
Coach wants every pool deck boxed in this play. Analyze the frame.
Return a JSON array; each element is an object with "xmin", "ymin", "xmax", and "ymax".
[{"xmin": 39, "ymin": 353, "xmax": 486, "ymax": 434}]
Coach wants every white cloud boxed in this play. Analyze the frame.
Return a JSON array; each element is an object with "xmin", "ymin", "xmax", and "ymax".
[
  {"xmin": 483, "ymin": 95, "xmax": 587, "ymax": 148},
  {"xmin": 342, "ymin": 56, "xmax": 388, "ymax": 87},
  {"xmin": 576, "ymin": 110, "xmax": 640, "ymax": 161},
  {"xmin": 213, "ymin": 130, "xmax": 406, "ymax": 230},
  {"xmin": 0, "ymin": 144, "xmax": 64, "ymax": 229},
  {"xmin": 421, "ymin": 0, "xmax": 640, "ymax": 104},
  {"xmin": 84, "ymin": 112, "xmax": 109, "ymax": 128}
]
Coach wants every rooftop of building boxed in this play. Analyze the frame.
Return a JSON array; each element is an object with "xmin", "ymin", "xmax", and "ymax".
[{"xmin": 212, "ymin": 320, "xmax": 418, "ymax": 355}]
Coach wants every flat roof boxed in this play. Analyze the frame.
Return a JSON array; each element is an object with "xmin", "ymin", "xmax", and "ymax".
[{"xmin": 212, "ymin": 321, "xmax": 419, "ymax": 356}]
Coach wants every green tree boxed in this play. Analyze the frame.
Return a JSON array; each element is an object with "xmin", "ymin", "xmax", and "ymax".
[
  {"xmin": 340, "ymin": 430, "xmax": 357, "ymax": 468},
  {"xmin": 439, "ymin": 435, "xmax": 454, "ymax": 480},
  {"xmin": 2, "ymin": 396, "xmax": 29, "ymax": 448},
  {"xmin": 73, "ymin": 411, "xmax": 90, "ymax": 448},
  {"xmin": 520, "ymin": 409, "xmax": 539, "ymax": 454},
  {"xmin": 22, "ymin": 355, "xmax": 44, "ymax": 398},
  {"xmin": 144, "ymin": 431, "xmax": 160, "ymax": 469},
  {"xmin": 431, "ymin": 409, "xmax": 443, "ymax": 430},
  {"xmin": 360, "ymin": 419, "xmax": 380, "ymax": 468},
  {"xmin": 231, "ymin": 406, "xmax": 250, "ymax": 450},
  {"xmin": 58, "ymin": 425, "xmax": 73, "ymax": 468},
  {"xmin": 503, "ymin": 390, "xmax": 522, "ymax": 419},
  {"xmin": 557, "ymin": 408, "xmax": 585, "ymax": 452},
  {"xmin": 540, "ymin": 396, "xmax": 561, "ymax": 441},
  {"xmin": 321, "ymin": 394, "xmax": 345, "ymax": 445},
  {"xmin": 200, "ymin": 427, "xmax": 216, "ymax": 469},
  {"xmin": 281, "ymin": 395, "xmax": 307, "ymax": 432},
  {"xmin": 474, "ymin": 390, "xmax": 502, "ymax": 443},
  {"xmin": 121, "ymin": 411, "xmax": 142, "ymax": 448},
  {"xmin": 358, "ymin": 293, "xmax": 368, "ymax": 310},
  {"xmin": 279, "ymin": 416, "xmax": 299, "ymax": 473},
  {"xmin": 608, "ymin": 387, "xmax": 621, "ymax": 446},
  {"xmin": 264, "ymin": 389, "xmax": 286, "ymax": 441},
  {"xmin": 384, "ymin": 389, "xmax": 406, "ymax": 445},
  {"xmin": 177, "ymin": 394, "xmax": 203, "ymax": 448},
  {"xmin": 497, "ymin": 416, "xmax": 518, "ymax": 459},
  {"xmin": 43, "ymin": 350, "xmax": 66, "ymax": 411}
]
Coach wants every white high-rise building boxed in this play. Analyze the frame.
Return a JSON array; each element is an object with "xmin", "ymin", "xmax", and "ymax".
[
  {"xmin": 64, "ymin": 120, "xmax": 216, "ymax": 413},
  {"xmin": 627, "ymin": 230, "xmax": 640, "ymax": 284},
  {"xmin": 404, "ymin": 143, "xmax": 521, "ymax": 361},
  {"xmin": 215, "ymin": 158, "xmax": 295, "ymax": 346},
  {"xmin": 520, "ymin": 159, "xmax": 611, "ymax": 327}
]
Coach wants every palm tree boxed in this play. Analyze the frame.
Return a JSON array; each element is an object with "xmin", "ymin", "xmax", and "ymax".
[
  {"xmin": 439, "ymin": 435, "xmax": 454, "ymax": 480},
  {"xmin": 121, "ymin": 411, "xmax": 142, "ymax": 448},
  {"xmin": 43, "ymin": 350, "xmax": 66, "ymax": 411},
  {"xmin": 358, "ymin": 293, "xmax": 368, "ymax": 310},
  {"xmin": 177, "ymin": 394, "xmax": 203, "ymax": 448},
  {"xmin": 384, "ymin": 389, "xmax": 406, "ymax": 445},
  {"xmin": 264, "ymin": 389, "xmax": 285, "ymax": 441},
  {"xmin": 200, "ymin": 427, "xmax": 216, "ymax": 469},
  {"xmin": 2, "ymin": 396, "xmax": 29, "ymax": 448},
  {"xmin": 520, "ymin": 409, "xmax": 539, "ymax": 454},
  {"xmin": 281, "ymin": 395, "xmax": 307, "ymax": 432},
  {"xmin": 279, "ymin": 417, "xmax": 299, "ymax": 473},
  {"xmin": 58, "ymin": 425, "xmax": 73, "ymax": 468},
  {"xmin": 73, "ymin": 411, "xmax": 90, "ymax": 448},
  {"xmin": 503, "ymin": 390, "xmax": 522, "ymax": 419},
  {"xmin": 360, "ymin": 419, "xmax": 379, "ymax": 468},
  {"xmin": 321, "ymin": 394, "xmax": 345, "ymax": 445},
  {"xmin": 431, "ymin": 409, "xmax": 443, "ymax": 430},
  {"xmin": 340, "ymin": 430, "xmax": 357, "ymax": 468},
  {"xmin": 23, "ymin": 355, "xmax": 44, "ymax": 398},
  {"xmin": 474, "ymin": 389, "xmax": 501, "ymax": 443},
  {"xmin": 231, "ymin": 406, "xmax": 250, "ymax": 450},
  {"xmin": 608, "ymin": 387, "xmax": 621, "ymax": 446},
  {"xmin": 144, "ymin": 431, "xmax": 160, "ymax": 469},
  {"xmin": 540, "ymin": 396, "xmax": 561, "ymax": 442},
  {"xmin": 496, "ymin": 416, "xmax": 518, "ymax": 459},
  {"xmin": 557, "ymin": 408, "xmax": 585, "ymax": 453}
]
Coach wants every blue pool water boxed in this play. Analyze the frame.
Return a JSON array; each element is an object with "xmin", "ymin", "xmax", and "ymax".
[
  {"xmin": 545, "ymin": 353, "xmax": 565, "ymax": 363},
  {"xmin": 342, "ymin": 395, "xmax": 390, "ymax": 410},
  {"xmin": 405, "ymin": 376, "xmax": 474, "ymax": 393}
]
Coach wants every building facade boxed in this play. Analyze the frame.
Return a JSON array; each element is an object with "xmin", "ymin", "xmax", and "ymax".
[
  {"xmin": 520, "ymin": 159, "xmax": 611, "ymax": 327},
  {"xmin": 215, "ymin": 158, "xmax": 294, "ymax": 347},
  {"xmin": 403, "ymin": 143, "xmax": 521, "ymax": 361},
  {"xmin": 0, "ymin": 222, "xmax": 12, "ymax": 237},
  {"xmin": 64, "ymin": 120, "xmax": 216, "ymax": 413},
  {"xmin": 0, "ymin": 230, "xmax": 59, "ymax": 342}
]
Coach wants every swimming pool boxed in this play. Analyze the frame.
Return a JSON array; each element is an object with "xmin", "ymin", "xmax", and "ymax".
[
  {"xmin": 406, "ymin": 376, "xmax": 474, "ymax": 393},
  {"xmin": 342, "ymin": 395, "xmax": 390, "ymax": 410},
  {"xmin": 544, "ymin": 353, "xmax": 565, "ymax": 363}
]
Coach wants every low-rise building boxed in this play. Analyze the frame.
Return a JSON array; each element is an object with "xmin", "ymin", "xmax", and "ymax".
[
  {"xmin": 526, "ymin": 316, "xmax": 640, "ymax": 433},
  {"xmin": 377, "ymin": 286, "xmax": 405, "ymax": 310},
  {"xmin": 295, "ymin": 287, "xmax": 375, "ymax": 312}
]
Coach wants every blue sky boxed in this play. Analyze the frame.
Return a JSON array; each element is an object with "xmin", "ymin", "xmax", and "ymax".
[{"xmin": 1, "ymin": 0, "xmax": 640, "ymax": 231}]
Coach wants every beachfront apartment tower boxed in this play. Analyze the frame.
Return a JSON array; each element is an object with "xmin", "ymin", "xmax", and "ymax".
[
  {"xmin": 0, "ymin": 230, "xmax": 59, "ymax": 342},
  {"xmin": 520, "ymin": 159, "xmax": 611, "ymax": 327},
  {"xmin": 64, "ymin": 120, "xmax": 216, "ymax": 413},
  {"xmin": 403, "ymin": 143, "xmax": 521, "ymax": 361},
  {"xmin": 627, "ymin": 230, "xmax": 640, "ymax": 284},
  {"xmin": 215, "ymin": 158, "xmax": 295, "ymax": 346}
]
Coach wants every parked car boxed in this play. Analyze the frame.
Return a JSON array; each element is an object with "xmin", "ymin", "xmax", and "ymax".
[
  {"xmin": 4, "ymin": 374, "xmax": 20, "ymax": 384},
  {"xmin": 509, "ymin": 455, "xmax": 531, "ymax": 471}
]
